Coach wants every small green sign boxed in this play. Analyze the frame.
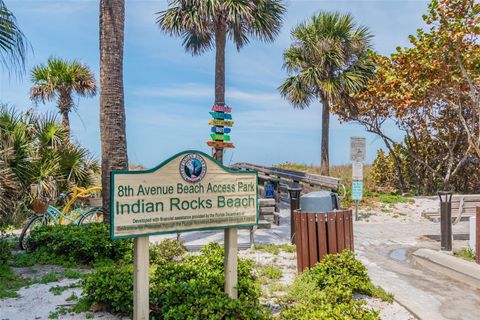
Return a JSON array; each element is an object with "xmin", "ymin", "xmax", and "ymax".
[
  {"xmin": 351, "ymin": 180, "xmax": 363, "ymax": 201},
  {"xmin": 210, "ymin": 133, "xmax": 230, "ymax": 141}
]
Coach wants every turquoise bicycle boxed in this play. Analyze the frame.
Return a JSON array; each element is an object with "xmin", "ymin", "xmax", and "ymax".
[{"xmin": 19, "ymin": 191, "xmax": 103, "ymax": 250}]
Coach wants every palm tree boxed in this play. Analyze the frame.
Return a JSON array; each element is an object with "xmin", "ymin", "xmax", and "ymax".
[
  {"xmin": 30, "ymin": 58, "xmax": 97, "ymax": 137},
  {"xmin": 0, "ymin": 0, "xmax": 29, "ymax": 74},
  {"xmin": 99, "ymin": 0, "xmax": 128, "ymax": 219},
  {"xmin": 279, "ymin": 12, "xmax": 374, "ymax": 175},
  {"xmin": 157, "ymin": 0, "xmax": 286, "ymax": 163}
]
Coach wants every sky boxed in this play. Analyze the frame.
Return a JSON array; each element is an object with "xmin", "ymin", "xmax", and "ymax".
[{"xmin": 0, "ymin": 0, "xmax": 429, "ymax": 168}]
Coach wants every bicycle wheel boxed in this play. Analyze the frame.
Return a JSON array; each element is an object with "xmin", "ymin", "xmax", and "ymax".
[
  {"xmin": 78, "ymin": 207, "xmax": 104, "ymax": 225},
  {"xmin": 19, "ymin": 215, "xmax": 46, "ymax": 251}
]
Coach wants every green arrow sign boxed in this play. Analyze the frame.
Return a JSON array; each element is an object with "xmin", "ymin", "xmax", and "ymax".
[{"xmin": 210, "ymin": 134, "xmax": 230, "ymax": 141}]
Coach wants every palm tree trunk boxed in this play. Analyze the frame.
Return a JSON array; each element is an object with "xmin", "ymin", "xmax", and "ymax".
[
  {"xmin": 320, "ymin": 100, "xmax": 330, "ymax": 176},
  {"xmin": 58, "ymin": 91, "xmax": 72, "ymax": 139},
  {"xmin": 213, "ymin": 19, "xmax": 226, "ymax": 163},
  {"xmin": 99, "ymin": 0, "xmax": 128, "ymax": 223}
]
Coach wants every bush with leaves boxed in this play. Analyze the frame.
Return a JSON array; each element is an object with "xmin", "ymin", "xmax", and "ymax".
[
  {"xmin": 150, "ymin": 242, "xmax": 266, "ymax": 320},
  {"xmin": 79, "ymin": 242, "xmax": 268, "ymax": 319},
  {"xmin": 26, "ymin": 223, "xmax": 132, "ymax": 264},
  {"xmin": 149, "ymin": 238, "xmax": 186, "ymax": 265},
  {"xmin": 0, "ymin": 106, "xmax": 99, "ymax": 228},
  {"xmin": 280, "ymin": 250, "xmax": 391, "ymax": 320},
  {"xmin": 81, "ymin": 263, "xmax": 133, "ymax": 314},
  {"xmin": 0, "ymin": 238, "xmax": 12, "ymax": 264}
]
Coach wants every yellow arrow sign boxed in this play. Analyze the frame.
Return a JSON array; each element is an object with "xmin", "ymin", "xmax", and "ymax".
[{"xmin": 208, "ymin": 119, "xmax": 234, "ymax": 127}]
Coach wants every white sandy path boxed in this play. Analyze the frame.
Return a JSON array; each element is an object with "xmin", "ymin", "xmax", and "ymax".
[{"xmin": 0, "ymin": 279, "xmax": 127, "ymax": 320}]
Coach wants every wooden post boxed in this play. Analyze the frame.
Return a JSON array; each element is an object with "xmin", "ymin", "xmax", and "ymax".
[
  {"xmin": 214, "ymin": 145, "xmax": 238, "ymax": 299},
  {"xmin": 133, "ymin": 237, "xmax": 149, "ymax": 320},
  {"xmin": 224, "ymin": 228, "xmax": 238, "ymax": 298}
]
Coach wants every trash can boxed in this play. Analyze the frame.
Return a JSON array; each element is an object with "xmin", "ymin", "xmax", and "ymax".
[
  {"xmin": 294, "ymin": 191, "xmax": 352, "ymax": 272},
  {"xmin": 300, "ymin": 191, "xmax": 339, "ymax": 212}
]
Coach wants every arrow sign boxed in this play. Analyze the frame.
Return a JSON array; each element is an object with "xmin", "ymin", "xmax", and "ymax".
[
  {"xmin": 211, "ymin": 126, "xmax": 231, "ymax": 134},
  {"xmin": 208, "ymin": 119, "xmax": 234, "ymax": 127},
  {"xmin": 211, "ymin": 133, "xmax": 230, "ymax": 141},
  {"xmin": 210, "ymin": 112, "xmax": 232, "ymax": 120},
  {"xmin": 207, "ymin": 141, "xmax": 235, "ymax": 148},
  {"xmin": 212, "ymin": 105, "xmax": 232, "ymax": 113}
]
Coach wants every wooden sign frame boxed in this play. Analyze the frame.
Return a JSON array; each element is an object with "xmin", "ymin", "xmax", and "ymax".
[{"xmin": 110, "ymin": 150, "xmax": 258, "ymax": 239}]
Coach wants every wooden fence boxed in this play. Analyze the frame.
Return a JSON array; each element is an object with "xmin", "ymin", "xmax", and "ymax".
[
  {"xmin": 231, "ymin": 162, "xmax": 340, "ymax": 191},
  {"xmin": 294, "ymin": 209, "xmax": 354, "ymax": 272}
]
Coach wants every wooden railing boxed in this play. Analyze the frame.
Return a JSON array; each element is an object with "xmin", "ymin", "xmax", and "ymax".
[{"xmin": 230, "ymin": 162, "xmax": 340, "ymax": 191}]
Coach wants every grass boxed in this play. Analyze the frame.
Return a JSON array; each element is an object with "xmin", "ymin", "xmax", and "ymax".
[
  {"xmin": 11, "ymin": 251, "xmax": 76, "ymax": 268},
  {"xmin": 454, "ymin": 247, "xmax": 476, "ymax": 262},
  {"xmin": 38, "ymin": 272, "xmax": 60, "ymax": 284},
  {"xmin": 49, "ymin": 283, "xmax": 80, "ymax": 296},
  {"xmin": 259, "ymin": 265, "xmax": 283, "ymax": 280},
  {"xmin": 378, "ymin": 194, "xmax": 414, "ymax": 204},
  {"xmin": 254, "ymin": 244, "xmax": 296, "ymax": 255},
  {"xmin": 0, "ymin": 264, "xmax": 30, "ymax": 298}
]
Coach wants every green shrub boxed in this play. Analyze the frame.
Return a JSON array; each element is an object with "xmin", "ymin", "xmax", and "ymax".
[
  {"xmin": 26, "ymin": 223, "xmax": 132, "ymax": 264},
  {"xmin": 0, "ymin": 239, "xmax": 12, "ymax": 264},
  {"xmin": 80, "ymin": 242, "xmax": 268, "ymax": 319},
  {"xmin": 151, "ymin": 242, "xmax": 267, "ymax": 320},
  {"xmin": 280, "ymin": 250, "xmax": 389, "ymax": 320},
  {"xmin": 149, "ymin": 239, "xmax": 186, "ymax": 265},
  {"xmin": 82, "ymin": 263, "xmax": 134, "ymax": 314}
]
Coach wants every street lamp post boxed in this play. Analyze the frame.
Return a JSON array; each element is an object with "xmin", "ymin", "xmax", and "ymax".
[
  {"xmin": 288, "ymin": 186, "xmax": 302, "ymax": 244},
  {"xmin": 438, "ymin": 191, "xmax": 453, "ymax": 251}
]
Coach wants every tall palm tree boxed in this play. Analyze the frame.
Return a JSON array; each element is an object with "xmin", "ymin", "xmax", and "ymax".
[
  {"xmin": 157, "ymin": 0, "xmax": 286, "ymax": 163},
  {"xmin": 0, "ymin": 0, "xmax": 29, "ymax": 74},
  {"xmin": 30, "ymin": 58, "xmax": 97, "ymax": 137},
  {"xmin": 99, "ymin": 0, "xmax": 128, "ymax": 219},
  {"xmin": 279, "ymin": 12, "xmax": 374, "ymax": 175}
]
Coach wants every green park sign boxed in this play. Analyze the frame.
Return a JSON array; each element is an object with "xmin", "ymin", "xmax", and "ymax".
[{"xmin": 110, "ymin": 150, "xmax": 258, "ymax": 239}]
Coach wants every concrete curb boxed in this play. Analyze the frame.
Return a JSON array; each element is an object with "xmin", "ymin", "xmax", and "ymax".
[{"xmin": 412, "ymin": 248, "xmax": 480, "ymax": 289}]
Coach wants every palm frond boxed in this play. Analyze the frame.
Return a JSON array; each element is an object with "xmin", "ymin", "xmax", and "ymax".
[{"xmin": 0, "ymin": 0, "xmax": 30, "ymax": 76}]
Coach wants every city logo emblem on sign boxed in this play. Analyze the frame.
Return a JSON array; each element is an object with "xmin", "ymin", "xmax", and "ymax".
[{"xmin": 179, "ymin": 153, "xmax": 207, "ymax": 183}]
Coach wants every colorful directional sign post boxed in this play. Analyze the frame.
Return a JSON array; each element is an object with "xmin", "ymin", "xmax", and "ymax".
[
  {"xmin": 350, "ymin": 137, "xmax": 366, "ymax": 221},
  {"xmin": 208, "ymin": 104, "xmax": 235, "ymax": 151},
  {"xmin": 207, "ymin": 104, "xmax": 236, "ymax": 301},
  {"xmin": 111, "ymin": 150, "xmax": 258, "ymax": 319}
]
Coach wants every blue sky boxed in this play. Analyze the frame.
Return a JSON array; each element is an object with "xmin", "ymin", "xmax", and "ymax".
[{"xmin": 0, "ymin": 0, "xmax": 428, "ymax": 168}]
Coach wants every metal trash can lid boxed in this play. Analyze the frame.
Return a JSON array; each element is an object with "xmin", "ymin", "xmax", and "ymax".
[{"xmin": 300, "ymin": 191, "xmax": 337, "ymax": 213}]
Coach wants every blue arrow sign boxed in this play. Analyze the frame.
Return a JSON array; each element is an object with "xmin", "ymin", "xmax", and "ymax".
[
  {"xmin": 211, "ymin": 126, "xmax": 231, "ymax": 134},
  {"xmin": 210, "ymin": 112, "xmax": 232, "ymax": 120}
]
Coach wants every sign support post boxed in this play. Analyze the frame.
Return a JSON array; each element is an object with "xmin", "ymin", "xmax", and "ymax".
[
  {"xmin": 350, "ymin": 137, "xmax": 366, "ymax": 221},
  {"xmin": 209, "ymin": 104, "xmax": 238, "ymax": 299},
  {"xmin": 224, "ymin": 228, "xmax": 238, "ymax": 298},
  {"xmin": 133, "ymin": 237, "xmax": 149, "ymax": 320}
]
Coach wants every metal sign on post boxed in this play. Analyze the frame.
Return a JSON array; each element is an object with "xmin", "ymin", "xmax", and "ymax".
[
  {"xmin": 350, "ymin": 137, "xmax": 366, "ymax": 162},
  {"xmin": 350, "ymin": 137, "xmax": 366, "ymax": 221},
  {"xmin": 110, "ymin": 150, "xmax": 258, "ymax": 319},
  {"xmin": 352, "ymin": 162, "xmax": 363, "ymax": 181},
  {"xmin": 351, "ymin": 180, "xmax": 363, "ymax": 201}
]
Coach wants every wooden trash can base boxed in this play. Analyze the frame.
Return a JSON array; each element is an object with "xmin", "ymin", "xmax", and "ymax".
[{"xmin": 294, "ymin": 209, "xmax": 354, "ymax": 273}]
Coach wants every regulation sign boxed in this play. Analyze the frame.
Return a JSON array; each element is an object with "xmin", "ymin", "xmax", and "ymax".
[
  {"xmin": 351, "ymin": 180, "xmax": 363, "ymax": 201},
  {"xmin": 352, "ymin": 162, "xmax": 363, "ymax": 180},
  {"xmin": 350, "ymin": 137, "xmax": 366, "ymax": 162},
  {"xmin": 110, "ymin": 150, "xmax": 258, "ymax": 239}
]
